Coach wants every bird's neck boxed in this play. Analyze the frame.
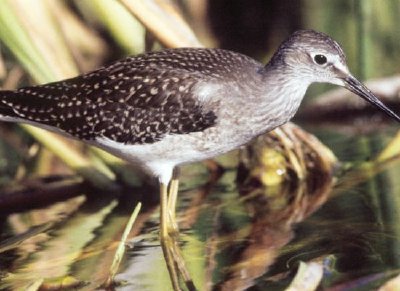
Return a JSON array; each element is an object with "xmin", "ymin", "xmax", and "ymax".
[
  {"xmin": 215, "ymin": 66, "xmax": 311, "ymax": 145},
  {"xmin": 254, "ymin": 65, "xmax": 311, "ymax": 126}
]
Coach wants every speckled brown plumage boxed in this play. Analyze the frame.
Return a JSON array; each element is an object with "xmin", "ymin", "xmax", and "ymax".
[
  {"xmin": 2, "ymin": 29, "xmax": 398, "ymax": 290},
  {"xmin": 1, "ymin": 30, "xmax": 398, "ymax": 183},
  {"xmin": 0, "ymin": 48, "xmax": 260, "ymax": 144}
]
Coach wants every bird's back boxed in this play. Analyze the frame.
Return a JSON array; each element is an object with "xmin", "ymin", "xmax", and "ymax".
[{"xmin": 0, "ymin": 48, "xmax": 261, "ymax": 145}]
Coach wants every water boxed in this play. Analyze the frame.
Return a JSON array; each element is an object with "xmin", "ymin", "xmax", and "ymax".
[{"xmin": 0, "ymin": 126, "xmax": 400, "ymax": 290}]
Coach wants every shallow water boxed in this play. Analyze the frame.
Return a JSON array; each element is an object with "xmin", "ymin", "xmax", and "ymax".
[{"xmin": 0, "ymin": 126, "xmax": 400, "ymax": 290}]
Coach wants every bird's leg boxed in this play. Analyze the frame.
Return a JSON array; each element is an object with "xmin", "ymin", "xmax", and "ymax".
[
  {"xmin": 168, "ymin": 241, "xmax": 195, "ymax": 290},
  {"xmin": 160, "ymin": 176, "xmax": 196, "ymax": 291},
  {"xmin": 167, "ymin": 168, "xmax": 180, "ymax": 235},
  {"xmin": 160, "ymin": 182, "xmax": 181, "ymax": 291}
]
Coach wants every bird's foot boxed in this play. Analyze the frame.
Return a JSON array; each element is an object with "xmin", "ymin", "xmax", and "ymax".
[{"xmin": 160, "ymin": 230, "xmax": 196, "ymax": 291}]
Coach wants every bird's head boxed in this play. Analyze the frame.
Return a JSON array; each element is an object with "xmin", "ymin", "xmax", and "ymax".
[{"xmin": 268, "ymin": 29, "xmax": 400, "ymax": 122}]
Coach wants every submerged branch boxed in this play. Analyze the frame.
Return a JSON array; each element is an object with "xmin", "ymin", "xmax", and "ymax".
[{"xmin": 0, "ymin": 175, "xmax": 86, "ymax": 213}]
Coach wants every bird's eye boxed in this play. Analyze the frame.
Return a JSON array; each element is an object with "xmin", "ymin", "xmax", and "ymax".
[{"xmin": 314, "ymin": 54, "xmax": 327, "ymax": 65}]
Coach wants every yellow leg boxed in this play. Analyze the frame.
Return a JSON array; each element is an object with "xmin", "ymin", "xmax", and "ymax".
[
  {"xmin": 160, "ymin": 182, "xmax": 181, "ymax": 291},
  {"xmin": 167, "ymin": 177, "xmax": 180, "ymax": 234},
  {"xmin": 160, "ymin": 175, "xmax": 196, "ymax": 291}
]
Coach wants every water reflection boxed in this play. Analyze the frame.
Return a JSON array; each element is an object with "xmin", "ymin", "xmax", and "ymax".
[
  {"xmin": 212, "ymin": 124, "xmax": 335, "ymax": 290},
  {"xmin": 1, "ymin": 128, "xmax": 400, "ymax": 290}
]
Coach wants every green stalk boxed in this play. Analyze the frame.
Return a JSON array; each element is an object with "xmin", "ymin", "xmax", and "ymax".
[
  {"xmin": 355, "ymin": 0, "xmax": 373, "ymax": 79},
  {"xmin": 75, "ymin": 0, "xmax": 145, "ymax": 55},
  {"xmin": 105, "ymin": 202, "xmax": 142, "ymax": 287},
  {"xmin": 0, "ymin": 0, "xmax": 116, "ymax": 189},
  {"xmin": 0, "ymin": 0, "xmax": 56, "ymax": 83}
]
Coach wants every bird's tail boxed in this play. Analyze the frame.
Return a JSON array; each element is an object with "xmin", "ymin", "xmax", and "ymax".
[
  {"xmin": 0, "ymin": 90, "xmax": 18, "ymax": 118},
  {"xmin": 0, "ymin": 89, "xmax": 70, "ymax": 137}
]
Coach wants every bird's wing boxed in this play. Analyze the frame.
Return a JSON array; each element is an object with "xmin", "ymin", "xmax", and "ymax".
[{"xmin": 0, "ymin": 52, "xmax": 219, "ymax": 144}]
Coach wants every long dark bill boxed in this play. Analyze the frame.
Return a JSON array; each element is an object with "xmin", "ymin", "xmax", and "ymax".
[{"xmin": 344, "ymin": 76, "xmax": 400, "ymax": 123}]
